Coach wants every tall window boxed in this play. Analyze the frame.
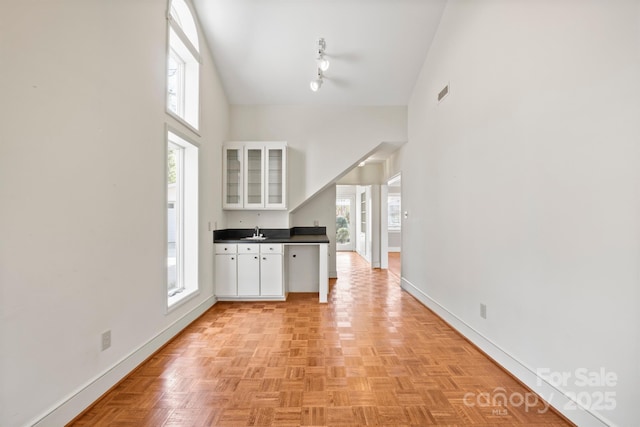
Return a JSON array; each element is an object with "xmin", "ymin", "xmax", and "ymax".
[
  {"xmin": 167, "ymin": 0, "xmax": 200, "ymax": 130},
  {"xmin": 167, "ymin": 130, "xmax": 199, "ymax": 309}
]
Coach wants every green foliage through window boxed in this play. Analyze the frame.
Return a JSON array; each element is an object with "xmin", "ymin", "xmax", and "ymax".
[{"xmin": 336, "ymin": 227, "xmax": 350, "ymax": 244}]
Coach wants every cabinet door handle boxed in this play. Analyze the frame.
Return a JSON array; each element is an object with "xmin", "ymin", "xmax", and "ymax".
[
  {"xmin": 231, "ymin": 257, "xmax": 235, "ymax": 260},
  {"xmin": 254, "ymin": 256, "xmax": 258, "ymax": 259},
  {"xmin": 263, "ymin": 257, "xmax": 267, "ymax": 260},
  {"xmin": 292, "ymin": 254, "xmax": 296, "ymax": 258}
]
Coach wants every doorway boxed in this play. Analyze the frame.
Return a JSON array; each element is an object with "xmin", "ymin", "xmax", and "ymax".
[
  {"xmin": 387, "ymin": 174, "xmax": 401, "ymax": 278},
  {"xmin": 336, "ymin": 186, "xmax": 355, "ymax": 251}
]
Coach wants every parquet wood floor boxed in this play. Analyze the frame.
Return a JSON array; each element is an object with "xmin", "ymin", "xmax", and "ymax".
[
  {"xmin": 69, "ymin": 252, "xmax": 574, "ymax": 426},
  {"xmin": 387, "ymin": 252, "xmax": 400, "ymax": 279}
]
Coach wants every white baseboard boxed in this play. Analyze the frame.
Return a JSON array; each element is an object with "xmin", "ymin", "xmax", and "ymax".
[
  {"xmin": 330, "ymin": 270, "xmax": 337, "ymax": 279},
  {"xmin": 400, "ymin": 277, "xmax": 614, "ymax": 427},
  {"xmin": 388, "ymin": 247, "xmax": 401, "ymax": 252},
  {"xmin": 32, "ymin": 296, "xmax": 216, "ymax": 427}
]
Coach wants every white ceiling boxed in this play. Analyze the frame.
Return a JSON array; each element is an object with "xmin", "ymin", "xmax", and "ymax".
[{"xmin": 192, "ymin": 0, "xmax": 447, "ymax": 106}]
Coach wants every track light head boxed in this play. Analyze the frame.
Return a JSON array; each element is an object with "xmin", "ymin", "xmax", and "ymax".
[
  {"xmin": 310, "ymin": 78, "xmax": 323, "ymax": 92},
  {"xmin": 316, "ymin": 38, "xmax": 330, "ymax": 71},
  {"xmin": 317, "ymin": 56, "xmax": 330, "ymax": 72},
  {"xmin": 310, "ymin": 68, "xmax": 323, "ymax": 92}
]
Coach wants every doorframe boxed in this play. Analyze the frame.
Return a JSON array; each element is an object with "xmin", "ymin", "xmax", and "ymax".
[
  {"xmin": 380, "ymin": 184, "xmax": 388, "ymax": 269},
  {"xmin": 385, "ymin": 172, "xmax": 402, "ymax": 276},
  {"xmin": 356, "ymin": 185, "xmax": 370, "ymax": 262}
]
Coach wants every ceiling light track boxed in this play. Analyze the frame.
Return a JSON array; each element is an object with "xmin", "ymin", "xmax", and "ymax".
[
  {"xmin": 317, "ymin": 38, "xmax": 330, "ymax": 71},
  {"xmin": 310, "ymin": 38, "xmax": 329, "ymax": 92}
]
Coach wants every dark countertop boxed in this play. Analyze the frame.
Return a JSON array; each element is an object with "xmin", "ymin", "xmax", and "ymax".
[{"xmin": 213, "ymin": 227, "xmax": 330, "ymax": 244}]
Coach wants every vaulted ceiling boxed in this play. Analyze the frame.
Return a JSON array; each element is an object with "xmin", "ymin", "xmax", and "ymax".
[{"xmin": 192, "ymin": 0, "xmax": 447, "ymax": 106}]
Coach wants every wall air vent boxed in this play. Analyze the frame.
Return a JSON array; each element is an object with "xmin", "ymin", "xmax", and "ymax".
[{"xmin": 437, "ymin": 83, "xmax": 450, "ymax": 103}]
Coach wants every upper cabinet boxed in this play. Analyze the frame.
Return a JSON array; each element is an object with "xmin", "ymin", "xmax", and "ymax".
[
  {"xmin": 223, "ymin": 145, "xmax": 243, "ymax": 208},
  {"xmin": 223, "ymin": 142, "xmax": 287, "ymax": 210}
]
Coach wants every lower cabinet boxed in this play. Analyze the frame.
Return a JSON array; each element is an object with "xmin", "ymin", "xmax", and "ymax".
[
  {"xmin": 215, "ymin": 243, "xmax": 284, "ymax": 300},
  {"xmin": 260, "ymin": 253, "xmax": 284, "ymax": 296},
  {"xmin": 214, "ymin": 244, "xmax": 238, "ymax": 297},
  {"xmin": 238, "ymin": 245, "xmax": 260, "ymax": 296}
]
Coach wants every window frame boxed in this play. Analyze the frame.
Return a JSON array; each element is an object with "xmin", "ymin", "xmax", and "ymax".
[
  {"xmin": 167, "ymin": 48, "xmax": 186, "ymax": 118},
  {"xmin": 167, "ymin": 142, "xmax": 184, "ymax": 296},
  {"xmin": 166, "ymin": 0, "xmax": 201, "ymax": 133},
  {"xmin": 166, "ymin": 126, "xmax": 200, "ymax": 312}
]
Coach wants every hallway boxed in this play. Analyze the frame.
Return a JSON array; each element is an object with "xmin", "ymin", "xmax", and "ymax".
[
  {"xmin": 387, "ymin": 252, "xmax": 401, "ymax": 279},
  {"xmin": 71, "ymin": 252, "xmax": 572, "ymax": 426}
]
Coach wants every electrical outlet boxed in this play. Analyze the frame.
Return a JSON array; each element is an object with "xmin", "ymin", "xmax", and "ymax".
[
  {"xmin": 480, "ymin": 304, "xmax": 487, "ymax": 319},
  {"xmin": 101, "ymin": 330, "xmax": 111, "ymax": 351}
]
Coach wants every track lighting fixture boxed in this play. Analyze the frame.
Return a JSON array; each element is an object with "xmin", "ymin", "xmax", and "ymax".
[
  {"xmin": 310, "ymin": 38, "xmax": 329, "ymax": 92},
  {"xmin": 310, "ymin": 68, "xmax": 323, "ymax": 92},
  {"xmin": 316, "ymin": 38, "xmax": 330, "ymax": 71}
]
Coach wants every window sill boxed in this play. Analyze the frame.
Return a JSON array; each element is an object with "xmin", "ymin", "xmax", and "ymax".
[
  {"xmin": 167, "ymin": 288, "xmax": 200, "ymax": 313},
  {"xmin": 166, "ymin": 109, "xmax": 201, "ymax": 138}
]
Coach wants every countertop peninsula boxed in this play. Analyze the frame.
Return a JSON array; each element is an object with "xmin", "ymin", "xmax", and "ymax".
[{"xmin": 213, "ymin": 226, "xmax": 330, "ymax": 244}]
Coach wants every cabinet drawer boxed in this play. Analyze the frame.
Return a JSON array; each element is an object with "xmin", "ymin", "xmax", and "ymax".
[
  {"xmin": 215, "ymin": 243, "xmax": 237, "ymax": 254},
  {"xmin": 260, "ymin": 243, "xmax": 283, "ymax": 254},
  {"xmin": 237, "ymin": 243, "xmax": 259, "ymax": 254}
]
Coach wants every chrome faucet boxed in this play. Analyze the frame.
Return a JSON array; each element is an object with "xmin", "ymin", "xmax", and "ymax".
[{"xmin": 254, "ymin": 226, "xmax": 260, "ymax": 237}]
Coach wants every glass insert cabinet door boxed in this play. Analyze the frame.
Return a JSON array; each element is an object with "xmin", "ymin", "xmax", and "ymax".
[
  {"xmin": 265, "ymin": 145, "xmax": 286, "ymax": 209},
  {"xmin": 222, "ymin": 142, "xmax": 287, "ymax": 210},
  {"xmin": 244, "ymin": 146, "xmax": 264, "ymax": 208},
  {"xmin": 223, "ymin": 146, "xmax": 243, "ymax": 209}
]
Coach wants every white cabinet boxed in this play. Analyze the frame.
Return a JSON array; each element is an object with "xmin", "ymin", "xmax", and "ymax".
[
  {"xmin": 222, "ymin": 146, "xmax": 243, "ymax": 209},
  {"xmin": 214, "ymin": 244, "xmax": 237, "ymax": 297},
  {"xmin": 222, "ymin": 142, "xmax": 287, "ymax": 210},
  {"xmin": 244, "ymin": 144, "xmax": 264, "ymax": 209},
  {"xmin": 265, "ymin": 145, "xmax": 286, "ymax": 209},
  {"xmin": 214, "ymin": 243, "xmax": 284, "ymax": 300},
  {"xmin": 260, "ymin": 245, "xmax": 284, "ymax": 296},
  {"xmin": 238, "ymin": 244, "xmax": 260, "ymax": 296}
]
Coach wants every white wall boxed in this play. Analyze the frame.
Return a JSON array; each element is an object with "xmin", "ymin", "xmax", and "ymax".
[
  {"xmin": 228, "ymin": 105, "xmax": 407, "ymax": 227},
  {"xmin": 338, "ymin": 162, "xmax": 385, "ymax": 185},
  {"xmin": 223, "ymin": 210, "xmax": 290, "ymax": 229},
  {"xmin": 290, "ymin": 185, "xmax": 338, "ymax": 277},
  {"xmin": 0, "ymin": 1, "xmax": 229, "ymax": 426},
  {"xmin": 402, "ymin": 1, "xmax": 640, "ymax": 426}
]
